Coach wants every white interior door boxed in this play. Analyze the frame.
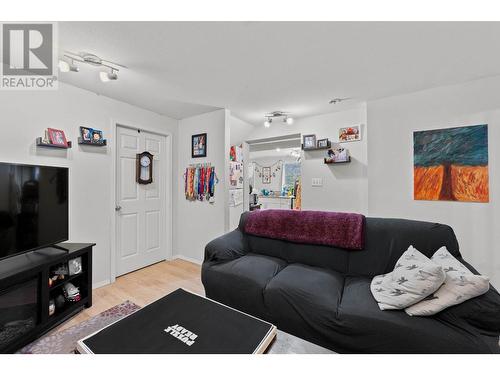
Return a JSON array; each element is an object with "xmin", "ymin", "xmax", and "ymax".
[{"xmin": 116, "ymin": 126, "xmax": 167, "ymax": 276}]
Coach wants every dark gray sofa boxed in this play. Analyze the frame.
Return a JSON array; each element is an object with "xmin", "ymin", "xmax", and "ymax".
[{"xmin": 202, "ymin": 212, "xmax": 500, "ymax": 353}]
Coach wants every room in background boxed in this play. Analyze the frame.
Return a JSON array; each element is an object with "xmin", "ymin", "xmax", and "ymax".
[{"xmin": 413, "ymin": 124, "xmax": 489, "ymax": 202}]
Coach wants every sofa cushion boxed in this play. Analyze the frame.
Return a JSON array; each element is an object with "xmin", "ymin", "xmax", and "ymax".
[
  {"xmin": 406, "ymin": 247, "xmax": 490, "ymax": 316},
  {"xmin": 348, "ymin": 218, "xmax": 460, "ymax": 277},
  {"xmin": 370, "ymin": 246, "xmax": 446, "ymax": 310},
  {"xmin": 246, "ymin": 234, "xmax": 349, "ymax": 274},
  {"xmin": 201, "ymin": 253, "xmax": 287, "ymax": 319},
  {"xmin": 263, "ymin": 264, "xmax": 344, "ymax": 345},
  {"xmin": 337, "ymin": 276, "xmax": 496, "ymax": 353}
]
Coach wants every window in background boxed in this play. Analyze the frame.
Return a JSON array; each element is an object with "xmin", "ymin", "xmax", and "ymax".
[{"xmin": 282, "ymin": 162, "xmax": 301, "ymax": 194}]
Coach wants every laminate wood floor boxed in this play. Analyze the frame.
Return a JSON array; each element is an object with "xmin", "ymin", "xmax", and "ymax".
[{"xmin": 56, "ymin": 259, "xmax": 203, "ymax": 332}]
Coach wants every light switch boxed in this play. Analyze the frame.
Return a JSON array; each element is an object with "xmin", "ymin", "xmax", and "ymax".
[{"xmin": 312, "ymin": 178, "xmax": 323, "ymax": 187}]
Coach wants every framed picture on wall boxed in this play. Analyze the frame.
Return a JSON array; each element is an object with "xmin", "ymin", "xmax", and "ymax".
[
  {"xmin": 262, "ymin": 167, "xmax": 271, "ymax": 184},
  {"xmin": 339, "ymin": 126, "xmax": 361, "ymax": 142},
  {"xmin": 192, "ymin": 133, "xmax": 207, "ymax": 158}
]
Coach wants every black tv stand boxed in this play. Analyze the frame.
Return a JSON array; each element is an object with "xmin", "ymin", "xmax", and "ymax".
[
  {"xmin": 51, "ymin": 244, "xmax": 71, "ymax": 252},
  {"xmin": 0, "ymin": 243, "xmax": 94, "ymax": 353}
]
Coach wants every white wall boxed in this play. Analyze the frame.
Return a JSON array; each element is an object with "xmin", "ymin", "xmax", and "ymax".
[
  {"xmin": 228, "ymin": 114, "xmax": 255, "ymax": 230},
  {"xmin": 367, "ymin": 76, "xmax": 500, "ymax": 288},
  {"xmin": 0, "ymin": 83, "xmax": 178, "ymax": 288},
  {"xmin": 176, "ymin": 109, "xmax": 228, "ymax": 263},
  {"xmin": 248, "ymin": 105, "xmax": 368, "ymax": 213}
]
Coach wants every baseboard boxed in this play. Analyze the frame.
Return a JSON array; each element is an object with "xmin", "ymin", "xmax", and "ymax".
[
  {"xmin": 92, "ymin": 279, "xmax": 111, "ymax": 289},
  {"xmin": 172, "ymin": 254, "xmax": 203, "ymax": 265}
]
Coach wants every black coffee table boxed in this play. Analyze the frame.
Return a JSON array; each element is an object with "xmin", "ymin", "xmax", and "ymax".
[{"xmin": 77, "ymin": 289, "xmax": 277, "ymax": 354}]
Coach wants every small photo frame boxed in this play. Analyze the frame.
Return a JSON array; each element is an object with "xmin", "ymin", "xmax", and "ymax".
[
  {"xmin": 317, "ymin": 138, "xmax": 329, "ymax": 148},
  {"xmin": 80, "ymin": 126, "xmax": 93, "ymax": 142},
  {"xmin": 339, "ymin": 125, "xmax": 361, "ymax": 142},
  {"xmin": 68, "ymin": 256, "xmax": 83, "ymax": 276},
  {"xmin": 47, "ymin": 128, "xmax": 68, "ymax": 147},
  {"xmin": 192, "ymin": 133, "xmax": 207, "ymax": 158},
  {"xmin": 91, "ymin": 129, "xmax": 104, "ymax": 144},
  {"xmin": 302, "ymin": 134, "xmax": 317, "ymax": 149}
]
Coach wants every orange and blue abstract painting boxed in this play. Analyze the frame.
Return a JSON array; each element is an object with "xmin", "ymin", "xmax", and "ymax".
[{"xmin": 413, "ymin": 125, "xmax": 489, "ymax": 202}]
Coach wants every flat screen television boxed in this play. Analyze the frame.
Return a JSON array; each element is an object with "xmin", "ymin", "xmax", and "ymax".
[{"xmin": 0, "ymin": 162, "xmax": 69, "ymax": 260}]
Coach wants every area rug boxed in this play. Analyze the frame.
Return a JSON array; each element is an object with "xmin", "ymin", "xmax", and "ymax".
[{"xmin": 17, "ymin": 301, "xmax": 141, "ymax": 354}]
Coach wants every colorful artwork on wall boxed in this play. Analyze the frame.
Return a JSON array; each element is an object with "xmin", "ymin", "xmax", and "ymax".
[
  {"xmin": 413, "ymin": 124, "xmax": 489, "ymax": 203},
  {"xmin": 339, "ymin": 125, "xmax": 361, "ymax": 142}
]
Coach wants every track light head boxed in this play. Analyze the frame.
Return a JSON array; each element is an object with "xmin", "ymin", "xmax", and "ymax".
[
  {"xmin": 264, "ymin": 118, "xmax": 272, "ymax": 128},
  {"xmin": 285, "ymin": 117, "xmax": 294, "ymax": 125},
  {"xmin": 58, "ymin": 59, "xmax": 79, "ymax": 73},
  {"xmin": 100, "ymin": 69, "xmax": 118, "ymax": 82}
]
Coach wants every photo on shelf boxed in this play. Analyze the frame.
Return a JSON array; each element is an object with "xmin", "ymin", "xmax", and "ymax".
[
  {"xmin": 303, "ymin": 134, "xmax": 316, "ymax": 149},
  {"xmin": 80, "ymin": 126, "xmax": 105, "ymax": 144},
  {"xmin": 80, "ymin": 126, "xmax": 93, "ymax": 141},
  {"xmin": 47, "ymin": 128, "xmax": 68, "ymax": 147},
  {"xmin": 68, "ymin": 257, "xmax": 83, "ymax": 276},
  {"xmin": 317, "ymin": 138, "xmax": 329, "ymax": 148},
  {"xmin": 325, "ymin": 144, "xmax": 350, "ymax": 163}
]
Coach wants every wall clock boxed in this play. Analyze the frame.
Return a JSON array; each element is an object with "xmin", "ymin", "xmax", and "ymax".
[{"xmin": 136, "ymin": 151, "xmax": 154, "ymax": 184}]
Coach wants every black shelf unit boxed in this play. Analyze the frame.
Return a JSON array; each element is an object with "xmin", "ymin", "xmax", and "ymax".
[
  {"xmin": 324, "ymin": 156, "xmax": 351, "ymax": 164},
  {"xmin": 0, "ymin": 243, "xmax": 94, "ymax": 353},
  {"xmin": 78, "ymin": 137, "xmax": 107, "ymax": 147},
  {"xmin": 36, "ymin": 137, "xmax": 72, "ymax": 149}
]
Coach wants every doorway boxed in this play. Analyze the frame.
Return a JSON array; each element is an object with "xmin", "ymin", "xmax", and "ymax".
[
  {"xmin": 115, "ymin": 125, "xmax": 169, "ymax": 276},
  {"xmin": 246, "ymin": 134, "xmax": 302, "ymax": 211}
]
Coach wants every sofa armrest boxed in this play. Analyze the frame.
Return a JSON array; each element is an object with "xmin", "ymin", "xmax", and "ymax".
[
  {"xmin": 440, "ymin": 257, "xmax": 500, "ymax": 333},
  {"xmin": 204, "ymin": 229, "xmax": 248, "ymax": 263}
]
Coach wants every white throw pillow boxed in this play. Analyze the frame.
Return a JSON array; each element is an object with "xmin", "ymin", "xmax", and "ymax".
[
  {"xmin": 370, "ymin": 246, "xmax": 446, "ymax": 310},
  {"xmin": 405, "ymin": 247, "xmax": 490, "ymax": 316}
]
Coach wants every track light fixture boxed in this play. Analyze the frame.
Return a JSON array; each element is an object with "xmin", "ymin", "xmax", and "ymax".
[
  {"xmin": 58, "ymin": 51, "xmax": 126, "ymax": 83},
  {"xmin": 263, "ymin": 111, "xmax": 293, "ymax": 128}
]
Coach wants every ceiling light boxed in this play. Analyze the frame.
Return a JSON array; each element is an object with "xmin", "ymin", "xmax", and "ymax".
[
  {"xmin": 276, "ymin": 148, "xmax": 281, "ymax": 152},
  {"xmin": 58, "ymin": 59, "xmax": 79, "ymax": 73},
  {"xmin": 263, "ymin": 111, "xmax": 292, "ymax": 128},
  {"xmin": 100, "ymin": 69, "xmax": 118, "ymax": 82}
]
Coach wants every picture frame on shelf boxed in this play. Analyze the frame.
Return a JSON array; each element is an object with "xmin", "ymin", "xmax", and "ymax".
[
  {"xmin": 91, "ymin": 129, "xmax": 104, "ymax": 144},
  {"xmin": 80, "ymin": 126, "xmax": 93, "ymax": 142},
  {"xmin": 302, "ymin": 134, "xmax": 316, "ymax": 149},
  {"xmin": 317, "ymin": 138, "xmax": 329, "ymax": 148},
  {"xmin": 192, "ymin": 133, "xmax": 207, "ymax": 158},
  {"xmin": 47, "ymin": 128, "xmax": 69, "ymax": 147}
]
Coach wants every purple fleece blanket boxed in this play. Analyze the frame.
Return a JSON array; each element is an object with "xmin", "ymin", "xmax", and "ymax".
[{"xmin": 244, "ymin": 209, "xmax": 365, "ymax": 250}]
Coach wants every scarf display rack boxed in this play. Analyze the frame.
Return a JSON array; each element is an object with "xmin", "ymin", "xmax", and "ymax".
[{"xmin": 184, "ymin": 162, "xmax": 218, "ymax": 203}]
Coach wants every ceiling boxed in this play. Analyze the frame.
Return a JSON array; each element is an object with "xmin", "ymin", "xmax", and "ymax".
[{"xmin": 58, "ymin": 22, "xmax": 500, "ymax": 123}]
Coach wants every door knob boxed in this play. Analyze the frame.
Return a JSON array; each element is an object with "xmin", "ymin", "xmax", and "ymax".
[{"xmin": 115, "ymin": 205, "xmax": 122, "ymax": 212}]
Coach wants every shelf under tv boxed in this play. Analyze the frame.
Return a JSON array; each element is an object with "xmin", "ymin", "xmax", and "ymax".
[
  {"xmin": 78, "ymin": 137, "xmax": 107, "ymax": 146},
  {"xmin": 36, "ymin": 137, "xmax": 72, "ymax": 149}
]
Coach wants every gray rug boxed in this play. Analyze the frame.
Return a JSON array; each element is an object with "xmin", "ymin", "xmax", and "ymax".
[{"xmin": 17, "ymin": 301, "xmax": 141, "ymax": 354}]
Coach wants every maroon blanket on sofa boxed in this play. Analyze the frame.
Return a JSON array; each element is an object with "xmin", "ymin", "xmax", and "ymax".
[{"xmin": 244, "ymin": 209, "xmax": 365, "ymax": 250}]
